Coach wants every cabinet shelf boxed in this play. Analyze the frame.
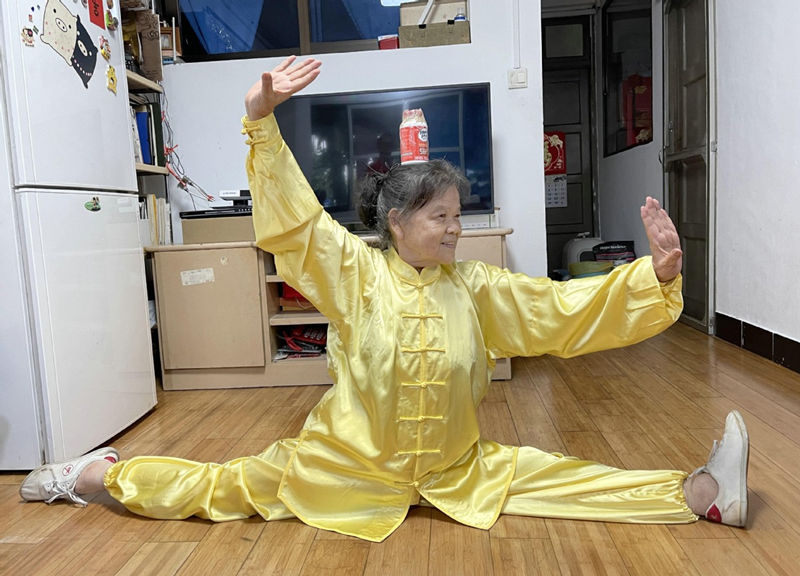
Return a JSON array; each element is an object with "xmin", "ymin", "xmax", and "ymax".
[
  {"xmin": 270, "ymin": 311, "xmax": 329, "ymax": 326},
  {"xmin": 136, "ymin": 163, "xmax": 169, "ymax": 175},
  {"xmin": 126, "ymin": 69, "xmax": 163, "ymax": 93}
]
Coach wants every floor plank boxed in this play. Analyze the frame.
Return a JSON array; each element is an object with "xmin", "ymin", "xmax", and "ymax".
[
  {"xmin": 490, "ymin": 537, "xmax": 561, "ymax": 576},
  {"xmin": 299, "ymin": 538, "xmax": 371, "ymax": 575},
  {"xmin": 363, "ymin": 508, "xmax": 431, "ymax": 576},
  {"xmin": 237, "ymin": 519, "xmax": 316, "ymax": 576},
  {"xmin": 174, "ymin": 517, "xmax": 265, "ymax": 576},
  {"xmin": 545, "ymin": 519, "xmax": 630, "ymax": 576},
  {"xmin": 114, "ymin": 542, "xmax": 197, "ymax": 576},
  {"xmin": 428, "ymin": 510, "xmax": 493, "ymax": 575}
]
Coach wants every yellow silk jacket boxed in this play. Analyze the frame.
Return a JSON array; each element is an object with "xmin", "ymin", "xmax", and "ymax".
[{"xmin": 242, "ymin": 114, "xmax": 683, "ymax": 542}]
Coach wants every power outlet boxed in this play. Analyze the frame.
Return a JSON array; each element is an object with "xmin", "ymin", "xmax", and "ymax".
[{"xmin": 507, "ymin": 67, "xmax": 528, "ymax": 89}]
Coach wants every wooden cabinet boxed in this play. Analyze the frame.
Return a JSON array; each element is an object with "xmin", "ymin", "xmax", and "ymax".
[
  {"xmin": 455, "ymin": 229, "xmax": 511, "ymax": 379},
  {"xmin": 150, "ymin": 228, "xmax": 513, "ymax": 390}
]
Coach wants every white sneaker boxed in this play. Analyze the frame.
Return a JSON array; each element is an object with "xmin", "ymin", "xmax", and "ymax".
[
  {"xmin": 690, "ymin": 410, "xmax": 749, "ymax": 527},
  {"xmin": 19, "ymin": 447, "xmax": 119, "ymax": 506}
]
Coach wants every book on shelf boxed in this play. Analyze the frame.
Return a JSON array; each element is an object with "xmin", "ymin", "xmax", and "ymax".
[
  {"xmin": 134, "ymin": 105, "xmax": 152, "ymax": 165},
  {"xmin": 138, "ymin": 194, "xmax": 172, "ymax": 246},
  {"xmin": 130, "ymin": 100, "xmax": 165, "ymax": 167},
  {"xmin": 129, "ymin": 106, "xmax": 143, "ymax": 164},
  {"xmin": 137, "ymin": 200, "xmax": 151, "ymax": 246},
  {"xmin": 146, "ymin": 100, "xmax": 166, "ymax": 166}
]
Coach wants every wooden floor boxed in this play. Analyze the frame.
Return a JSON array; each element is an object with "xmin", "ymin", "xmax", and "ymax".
[{"xmin": 2, "ymin": 322, "xmax": 800, "ymax": 575}]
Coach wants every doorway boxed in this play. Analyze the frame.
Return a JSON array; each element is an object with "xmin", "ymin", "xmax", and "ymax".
[{"xmin": 542, "ymin": 16, "xmax": 596, "ymax": 275}]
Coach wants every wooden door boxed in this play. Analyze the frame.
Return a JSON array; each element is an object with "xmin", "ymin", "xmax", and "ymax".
[
  {"xmin": 543, "ymin": 68, "xmax": 594, "ymax": 273},
  {"xmin": 664, "ymin": 0, "xmax": 712, "ymax": 331}
]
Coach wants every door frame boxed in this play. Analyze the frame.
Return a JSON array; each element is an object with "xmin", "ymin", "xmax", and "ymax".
[{"xmin": 662, "ymin": 0, "xmax": 717, "ymax": 334}]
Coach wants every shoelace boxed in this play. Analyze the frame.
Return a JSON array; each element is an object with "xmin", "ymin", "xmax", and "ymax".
[
  {"xmin": 708, "ymin": 439, "xmax": 720, "ymax": 461},
  {"xmin": 688, "ymin": 439, "xmax": 721, "ymax": 479},
  {"xmin": 43, "ymin": 480, "xmax": 89, "ymax": 506}
]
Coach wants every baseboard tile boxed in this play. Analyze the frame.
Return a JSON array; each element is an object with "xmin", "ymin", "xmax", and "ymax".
[{"xmin": 714, "ymin": 312, "xmax": 800, "ymax": 375}]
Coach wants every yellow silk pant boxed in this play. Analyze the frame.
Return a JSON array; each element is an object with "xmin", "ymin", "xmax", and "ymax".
[{"xmin": 104, "ymin": 442, "xmax": 697, "ymax": 526}]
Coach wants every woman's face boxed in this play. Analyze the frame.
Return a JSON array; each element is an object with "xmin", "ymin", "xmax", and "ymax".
[{"xmin": 390, "ymin": 186, "xmax": 462, "ymax": 269}]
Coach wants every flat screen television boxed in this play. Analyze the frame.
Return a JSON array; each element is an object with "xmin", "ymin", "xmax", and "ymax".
[{"xmin": 272, "ymin": 82, "xmax": 494, "ymax": 232}]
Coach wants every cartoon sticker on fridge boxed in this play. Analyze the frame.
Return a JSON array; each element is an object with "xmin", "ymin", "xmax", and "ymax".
[{"xmin": 39, "ymin": 0, "xmax": 98, "ymax": 88}]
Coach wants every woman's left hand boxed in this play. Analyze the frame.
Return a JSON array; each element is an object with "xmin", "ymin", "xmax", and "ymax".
[{"xmin": 640, "ymin": 196, "xmax": 683, "ymax": 282}]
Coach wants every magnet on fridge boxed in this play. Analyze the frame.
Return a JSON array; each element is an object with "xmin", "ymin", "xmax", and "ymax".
[
  {"xmin": 89, "ymin": 0, "xmax": 105, "ymax": 28},
  {"xmin": 106, "ymin": 65, "xmax": 117, "ymax": 94},
  {"xmin": 21, "ymin": 27, "xmax": 35, "ymax": 47},
  {"xmin": 106, "ymin": 0, "xmax": 114, "ymax": 8},
  {"xmin": 84, "ymin": 197, "xmax": 101, "ymax": 212},
  {"xmin": 105, "ymin": 10, "xmax": 118, "ymax": 31},
  {"xmin": 99, "ymin": 35, "xmax": 111, "ymax": 60}
]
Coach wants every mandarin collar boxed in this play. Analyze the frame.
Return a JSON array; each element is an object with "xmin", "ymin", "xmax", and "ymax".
[{"xmin": 386, "ymin": 247, "xmax": 442, "ymax": 287}]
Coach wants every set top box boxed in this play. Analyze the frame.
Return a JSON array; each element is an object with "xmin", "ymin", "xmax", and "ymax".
[{"xmin": 181, "ymin": 190, "xmax": 255, "ymax": 244}]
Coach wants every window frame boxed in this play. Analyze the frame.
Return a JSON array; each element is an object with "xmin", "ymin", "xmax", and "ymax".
[{"xmin": 167, "ymin": 0, "xmax": 401, "ymax": 62}]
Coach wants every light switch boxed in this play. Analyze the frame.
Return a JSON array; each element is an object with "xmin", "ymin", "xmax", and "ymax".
[{"xmin": 507, "ymin": 67, "xmax": 528, "ymax": 89}]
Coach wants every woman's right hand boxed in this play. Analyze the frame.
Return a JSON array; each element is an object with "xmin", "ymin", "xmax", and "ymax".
[{"xmin": 244, "ymin": 56, "xmax": 322, "ymax": 121}]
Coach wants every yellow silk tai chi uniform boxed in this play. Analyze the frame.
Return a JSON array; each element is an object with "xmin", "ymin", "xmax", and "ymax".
[{"xmin": 104, "ymin": 114, "xmax": 697, "ymax": 542}]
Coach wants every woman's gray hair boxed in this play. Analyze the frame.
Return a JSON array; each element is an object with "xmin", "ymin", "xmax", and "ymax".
[{"xmin": 358, "ymin": 159, "xmax": 470, "ymax": 249}]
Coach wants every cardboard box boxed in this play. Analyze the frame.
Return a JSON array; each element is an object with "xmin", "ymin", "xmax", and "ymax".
[
  {"xmin": 120, "ymin": 0, "xmax": 149, "ymax": 8},
  {"xmin": 398, "ymin": 21, "xmax": 470, "ymax": 49},
  {"xmin": 135, "ymin": 10, "xmax": 163, "ymax": 81},
  {"xmin": 400, "ymin": 0, "xmax": 467, "ymax": 26}
]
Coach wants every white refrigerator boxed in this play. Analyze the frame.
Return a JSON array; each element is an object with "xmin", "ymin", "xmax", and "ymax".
[{"xmin": 0, "ymin": 0, "xmax": 157, "ymax": 470}]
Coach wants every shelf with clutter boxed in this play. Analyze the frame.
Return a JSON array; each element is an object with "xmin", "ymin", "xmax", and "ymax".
[
  {"xmin": 121, "ymin": 2, "xmax": 173, "ymax": 246},
  {"xmin": 122, "ymin": 1, "xmax": 166, "ymax": 176},
  {"xmin": 396, "ymin": 0, "xmax": 470, "ymax": 49}
]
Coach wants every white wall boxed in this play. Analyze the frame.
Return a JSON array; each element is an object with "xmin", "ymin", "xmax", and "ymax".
[
  {"xmin": 160, "ymin": 1, "xmax": 547, "ymax": 276},
  {"xmin": 715, "ymin": 0, "xmax": 800, "ymax": 342},
  {"xmin": 595, "ymin": 1, "xmax": 664, "ymax": 259}
]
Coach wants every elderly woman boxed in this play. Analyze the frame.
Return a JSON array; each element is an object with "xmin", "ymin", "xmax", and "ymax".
[{"xmin": 20, "ymin": 57, "xmax": 748, "ymax": 540}]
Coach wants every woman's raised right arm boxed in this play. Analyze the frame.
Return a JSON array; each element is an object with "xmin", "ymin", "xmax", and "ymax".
[{"xmin": 243, "ymin": 59, "xmax": 380, "ymax": 324}]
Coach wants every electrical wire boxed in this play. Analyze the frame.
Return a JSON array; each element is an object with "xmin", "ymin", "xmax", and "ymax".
[{"xmin": 159, "ymin": 86, "xmax": 214, "ymax": 209}]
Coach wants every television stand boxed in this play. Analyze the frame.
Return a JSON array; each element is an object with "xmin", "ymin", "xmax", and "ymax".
[{"xmin": 148, "ymin": 227, "xmax": 513, "ymax": 389}]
